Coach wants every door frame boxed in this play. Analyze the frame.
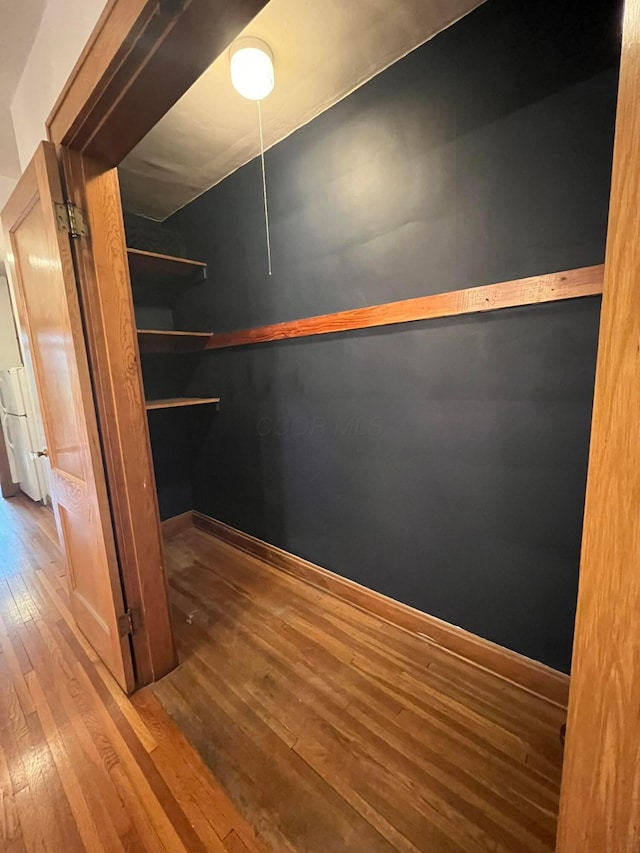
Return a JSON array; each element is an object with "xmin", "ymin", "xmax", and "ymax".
[
  {"xmin": 47, "ymin": 0, "xmax": 269, "ymax": 687},
  {"xmin": 44, "ymin": 0, "xmax": 640, "ymax": 844},
  {"xmin": 2, "ymin": 142, "xmax": 136, "ymax": 692}
]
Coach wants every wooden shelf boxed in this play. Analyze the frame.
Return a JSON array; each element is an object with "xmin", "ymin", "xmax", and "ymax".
[
  {"xmin": 127, "ymin": 247, "xmax": 207, "ymax": 285},
  {"xmin": 137, "ymin": 329, "xmax": 212, "ymax": 352},
  {"xmin": 145, "ymin": 397, "xmax": 220, "ymax": 411}
]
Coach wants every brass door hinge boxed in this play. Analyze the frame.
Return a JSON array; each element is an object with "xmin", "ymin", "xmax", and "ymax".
[
  {"xmin": 55, "ymin": 200, "xmax": 89, "ymax": 238},
  {"xmin": 117, "ymin": 608, "xmax": 141, "ymax": 637}
]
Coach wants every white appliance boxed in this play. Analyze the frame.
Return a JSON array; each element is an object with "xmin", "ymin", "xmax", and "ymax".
[{"xmin": 0, "ymin": 367, "xmax": 49, "ymax": 502}]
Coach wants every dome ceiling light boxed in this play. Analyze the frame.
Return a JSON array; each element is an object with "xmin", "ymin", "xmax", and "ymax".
[{"xmin": 230, "ymin": 38, "xmax": 275, "ymax": 275}]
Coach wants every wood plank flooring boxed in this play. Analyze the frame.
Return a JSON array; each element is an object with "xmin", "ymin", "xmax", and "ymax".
[
  {"xmin": 159, "ymin": 526, "xmax": 567, "ymax": 853},
  {"xmin": 0, "ymin": 493, "xmax": 264, "ymax": 852}
]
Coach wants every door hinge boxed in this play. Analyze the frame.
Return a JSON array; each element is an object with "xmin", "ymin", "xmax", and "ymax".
[
  {"xmin": 117, "ymin": 608, "xmax": 141, "ymax": 638},
  {"xmin": 55, "ymin": 200, "xmax": 89, "ymax": 239}
]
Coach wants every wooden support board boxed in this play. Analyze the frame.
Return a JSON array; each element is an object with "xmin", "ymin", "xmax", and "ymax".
[
  {"xmin": 557, "ymin": 0, "xmax": 640, "ymax": 848},
  {"xmin": 207, "ymin": 265, "xmax": 603, "ymax": 350},
  {"xmin": 145, "ymin": 398, "xmax": 220, "ymax": 411}
]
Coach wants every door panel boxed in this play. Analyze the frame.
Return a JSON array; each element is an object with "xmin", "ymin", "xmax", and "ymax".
[
  {"xmin": 13, "ymin": 202, "xmax": 85, "ymax": 481},
  {"xmin": 1, "ymin": 141, "xmax": 134, "ymax": 692},
  {"xmin": 62, "ymin": 149, "xmax": 177, "ymax": 684}
]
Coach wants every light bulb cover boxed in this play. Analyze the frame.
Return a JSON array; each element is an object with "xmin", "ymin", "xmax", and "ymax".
[{"xmin": 230, "ymin": 38, "xmax": 274, "ymax": 101}]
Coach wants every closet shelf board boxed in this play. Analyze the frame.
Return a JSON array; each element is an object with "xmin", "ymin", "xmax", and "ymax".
[
  {"xmin": 127, "ymin": 247, "xmax": 207, "ymax": 285},
  {"xmin": 137, "ymin": 329, "xmax": 213, "ymax": 352},
  {"xmin": 145, "ymin": 397, "xmax": 221, "ymax": 411}
]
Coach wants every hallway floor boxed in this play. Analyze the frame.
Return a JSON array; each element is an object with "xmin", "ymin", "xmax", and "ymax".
[
  {"xmin": 159, "ymin": 525, "xmax": 567, "ymax": 853},
  {"xmin": 0, "ymin": 494, "xmax": 263, "ymax": 852}
]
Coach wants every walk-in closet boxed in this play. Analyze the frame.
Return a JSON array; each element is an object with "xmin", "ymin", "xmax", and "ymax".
[{"xmin": 83, "ymin": 0, "xmax": 627, "ymax": 847}]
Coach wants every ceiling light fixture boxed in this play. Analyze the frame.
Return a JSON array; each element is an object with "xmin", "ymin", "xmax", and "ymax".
[
  {"xmin": 230, "ymin": 38, "xmax": 275, "ymax": 276},
  {"xmin": 230, "ymin": 38, "xmax": 274, "ymax": 101}
]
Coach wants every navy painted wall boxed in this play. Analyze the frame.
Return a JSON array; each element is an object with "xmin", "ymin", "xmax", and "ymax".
[
  {"xmin": 184, "ymin": 300, "xmax": 600, "ymax": 672},
  {"xmin": 172, "ymin": 0, "xmax": 620, "ymax": 331},
  {"xmin": 148, "ymin": 0, "xmax": 620, "ymax": 671},
  {"xmin": 140, "ymin": 353, "xmax": 201, "ymax": 520}
]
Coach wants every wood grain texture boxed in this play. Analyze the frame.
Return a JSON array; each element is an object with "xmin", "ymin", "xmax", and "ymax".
[
  {"xmin": 206, "ymin": 265, "xmax": 604, "ymax": 350},
  {"xmin": 47, "ymin": 0, "xmax": 269, "ymax": 165},
  {"xmin": 2, "ymin": 141, "xmax": 134, "ymax": 693},
  {"xmin": 159, "ymin": 523, "xmax": 566, "ymax": 852},
  {"xmin": 161, "ymin": 512, "xmax": 194, "ymax": 538},
  {"xmin": 557, "ymin": 2, "xmax": 640, "ymax": 849},
  {"xmin": 193, "ymin": 513, "xmax": 569, "ymax": 708},
  {"xmin": 0, "ymin": 493, "xmax": 264, "ymax": 852},
  {"xmin": 62, "ymin": 148, "xmax": 177, "ymax": 686},
  {"xmin": 146, "ymin": 398, "xmax": 220, "ymax": 411},
  {"xmin": 46, "ymin": 0, "xmax": 153, "ymax": 151},
  {"xmin": 128, "ymin": 248, "xmax": 206, "ymax": 285}
]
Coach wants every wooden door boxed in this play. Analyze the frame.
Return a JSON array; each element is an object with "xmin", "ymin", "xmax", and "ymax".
[
  {"xmin": 62, "ymin": 148, "xmax": 177, "ymax": 685},
  {"xmin": 1, "ymin": 141, "xmax": 135, "ymax": 692}
]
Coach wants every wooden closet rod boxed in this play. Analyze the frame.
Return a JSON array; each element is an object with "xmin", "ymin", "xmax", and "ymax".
[{"xmin": 207, "ymin": 264, "xmax": 604, "ymax": 350}]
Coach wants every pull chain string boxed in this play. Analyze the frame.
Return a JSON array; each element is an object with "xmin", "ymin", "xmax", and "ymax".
[{"xmin": 257, "ymin": 99, "xmax": 272, "ymax": 276}]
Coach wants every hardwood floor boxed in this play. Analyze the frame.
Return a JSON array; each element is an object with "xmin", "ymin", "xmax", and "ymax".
[
  {"xmin": 159, "ymin": 526, "xmax": 567, "ymax": 853},
  {"xmin": 0, "ymin": 491, "xmax": 567, "ymax": 852},
  {"xmin": 0, "ymin": 493, "xmax": 264, "ymax": 852}
]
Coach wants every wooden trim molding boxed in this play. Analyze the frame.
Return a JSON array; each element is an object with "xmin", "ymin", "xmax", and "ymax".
[
  {"xmin": 47, "ymin": 0, "xmax": 269, "ymax": 165},
  {"xmin": 192, "ymin": 512, "xmax": 570, "ymax": 708},
  {"xmin": 161, "ymin": 511, "xmax": 194, "ymax": 537},
  {"xmin": 46, "ymin": 0, "xmax": 154, "ymax": 154},
  {"xmin": 62, "ymin": 147, "xmax": 177, "ymax": 685},
  {"xmin": 557, "ymin": 0, "xmax": 640, "ymax": 847},
  {"xmin": 207, "ymin": 265, "xmax": 604, "ymax": 350},
  {"xmin": 46, "ymin": 0, "xmax": 271, "ymax": 689}
]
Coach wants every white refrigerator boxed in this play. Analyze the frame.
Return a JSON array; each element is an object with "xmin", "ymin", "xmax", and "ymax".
[{"xmin": 0, "ymin": 367, "xmax": 49, "ymax": 502}]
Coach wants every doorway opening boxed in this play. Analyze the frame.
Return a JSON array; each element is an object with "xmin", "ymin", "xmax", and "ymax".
[
  {"xmin": 98, "ymin": 0, "xmax": 621, "ymax": 847},
  {"xmin": 1, "ymin": 0, "xmax": 632, "ymax": 845}
]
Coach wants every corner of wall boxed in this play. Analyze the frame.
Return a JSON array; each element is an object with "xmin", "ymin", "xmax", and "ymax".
[{"xmin": 10, "ymin": 0, "xmax": 108, "ymax": 171}]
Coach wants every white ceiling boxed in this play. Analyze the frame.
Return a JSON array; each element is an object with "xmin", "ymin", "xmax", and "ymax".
[
  {"xmin": 119, "ymin": 0, "xmax": 485, "ymax": 221},
  {"xmin": 0, "ymin": 0, "xmax": 46, "ymax": 179}
]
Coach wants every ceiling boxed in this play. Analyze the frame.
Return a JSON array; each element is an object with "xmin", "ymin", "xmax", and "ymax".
[
  {"xmin": 0, "ymin": 0, "xmax": 46, "ymax": 180},
  {"xmin": 119, "ymin": 0, "xmax": 485, "ymax": 221}
]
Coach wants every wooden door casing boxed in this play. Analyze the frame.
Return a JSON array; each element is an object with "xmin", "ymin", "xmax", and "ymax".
[
  {"xmin": 556, "ymin": 0, "xmax": 640, "ymax": 847},
  {"xmin": 62, "ymin": 147, "xmax": 177, "ymax": 683},
  {"xmin": 32, "ymin": 0, "xmax": 640, "ymax": 843},
  {"xmin": 37, "ymin": 0, "xmax": 273, "ymax": 691},
  {"xmin": 1, "ymin": 141, "xmax": 135, "ymax": 693}
]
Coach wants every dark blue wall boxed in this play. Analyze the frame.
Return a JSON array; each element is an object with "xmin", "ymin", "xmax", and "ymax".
[{"xmin": 153, "ymin": 0, "xmax": 620, "ymax": 671}]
